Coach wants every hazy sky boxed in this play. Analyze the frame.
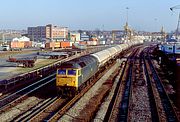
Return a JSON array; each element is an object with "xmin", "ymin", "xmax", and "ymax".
[{"xmin": 0, "ymin": 0, "xmax": 179, "ymax": 32}]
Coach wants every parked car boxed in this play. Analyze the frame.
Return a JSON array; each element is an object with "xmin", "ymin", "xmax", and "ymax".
[{"xmin": 0, "ymin": 45, "xmax": 10, "ymax": 51}]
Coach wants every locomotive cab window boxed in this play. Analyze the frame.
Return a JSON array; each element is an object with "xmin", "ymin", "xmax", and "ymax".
[
  {"xmin": 68, "ymin": 70, "xmax": 76, "ymax": 75},
  {"xmin": 58, "ymin": 69, "xmax": 66, "ymax": 75}
]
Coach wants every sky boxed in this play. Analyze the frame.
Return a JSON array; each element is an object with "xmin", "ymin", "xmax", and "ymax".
[{"xmin": 0, "ymin": 0, "xmax": 179, "ymax": 32}]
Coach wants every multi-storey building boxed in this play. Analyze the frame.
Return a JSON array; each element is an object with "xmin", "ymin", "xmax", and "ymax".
[{"xmin": 28, "ymin": 24, "xmax": 68, "ymax": 42}]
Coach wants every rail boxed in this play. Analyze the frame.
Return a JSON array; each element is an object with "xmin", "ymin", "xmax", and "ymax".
[
  {"xmin": 104, "ymin": 60, "xmax": 127, "ymax": 122},
  {"xmin": 27, "ymin": 97, "xmax": 68, "ymax": 121},
  {"xmin": 142, "ymin": 51, "xmax": 160, "ymax": 121},
  {"xmin": 147, "ymin": 55, "xmax": 179, "ymax": 122},
  {"xmin": 118, "ymin": 63, "xmax": 132, "ymax": 121},
  {"xmin": 13, "ymin": 97, "xmax": 58, "ymax": 122},
  {"xmin": 118, "ymin": 49, "xmax": 139, "ymax": 121},
  {"xmin": 0, "ymin": 73, "xmax": 56, "ymax": 111}
]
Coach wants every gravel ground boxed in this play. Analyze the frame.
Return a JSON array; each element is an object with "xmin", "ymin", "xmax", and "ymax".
[
  {"xmin": 128, "ymin": 60, "xmax": 152, "ymax": 121},
  {"xmin": 93, "ymin": 59, "xmax": 125, "ymax": 122},
  {"xmin": 59, "ymin": 61, "xmax": 121, "ymax": 122},
  {"xmin": 0, "ymin": 96, "xmax": 42, "ymax": 121},
  {"xmin": 153, "ymin": 60, "xmax": 175, "ymax": 94}
]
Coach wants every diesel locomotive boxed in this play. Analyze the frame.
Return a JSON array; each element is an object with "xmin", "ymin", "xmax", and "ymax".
[{"xmin": 56, "ymin": 41, "xmax": 141, "ymax": 96}]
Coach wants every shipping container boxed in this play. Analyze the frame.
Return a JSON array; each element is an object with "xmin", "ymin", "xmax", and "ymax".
[
  {"xmin": 87, "ymin": 41, "xmax": 97, "ymax": 46},
  {"xmin": 79, "ymin": 41, "xmax": 87, "ymax": 45},
  {"xmin": 45, "ymin": 42, "xmax": 51, "ymax": 49},
  {"xmin": 10, "ymin": 41, "xmax": 24, "ymax": 49},
  {"xmin": 45, "ymin": 42, "xmax": 61, "ymax": 49},
  {"xmin": 54, "ymin": 42, "xmax": 61, "ymax": 48},
  {"xmin": 60, "ymin": 41, "xmax": 70, "ymax": 48},
  {"xmin": 24, "ymin": 41, "xmax": 32, "ymax": 48}
]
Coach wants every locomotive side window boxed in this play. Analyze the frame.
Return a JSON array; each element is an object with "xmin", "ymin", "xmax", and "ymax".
[
  {"xmin": 79, "ymin": 62, "xmax": 86, "ymax": 67},
  {"xmin": 68, "ymin": 70, "xmax": 76, "ymax": 75},
  {"xmin": 78, "ymin": 70, "xmax": 81, "ymax": 76},
  {"xmin": 58, "ymin": 69, "xmax": 66, "ymax": 75}
]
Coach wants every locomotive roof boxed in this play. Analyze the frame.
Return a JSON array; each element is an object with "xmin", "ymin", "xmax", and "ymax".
[{"xmin": 59, "ymin": 55, "xmax": 97, "ymax": 69}]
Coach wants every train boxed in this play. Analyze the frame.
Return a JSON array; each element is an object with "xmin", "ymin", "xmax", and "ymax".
[
  {"xmin": 56, "ymin": 41, "xmax": 142, "ymax": 96},
  {"xmin": 158, "ymin": 42, "xmax": 180, "ymax": 54}
]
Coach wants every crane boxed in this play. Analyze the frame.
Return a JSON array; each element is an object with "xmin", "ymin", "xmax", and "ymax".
[
  {"xmin": 170, "ymin": 5, "xmax": 180, "ymax": 38},
  {"xmin": 170, "ymin": 5, "xmax": 180, "ymax": 11}
]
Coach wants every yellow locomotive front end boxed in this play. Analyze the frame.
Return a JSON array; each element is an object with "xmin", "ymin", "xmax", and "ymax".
[{"xmin": 56, "ymin": 68, "xmax": 79, "ymax": 96}]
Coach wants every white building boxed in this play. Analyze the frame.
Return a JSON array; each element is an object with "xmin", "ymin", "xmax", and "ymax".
[{"xmin": 12, "ymin": 36, "xmax": 30, "ymax": 42}]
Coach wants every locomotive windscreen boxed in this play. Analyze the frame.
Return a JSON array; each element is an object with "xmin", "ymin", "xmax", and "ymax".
[
  {"xmin": 58, "ymin": 69, "xmax": 66, "ymax": 75},
  {"xmin": 68, "ymin": 70, "xmax": 76, "ymax": 75}
]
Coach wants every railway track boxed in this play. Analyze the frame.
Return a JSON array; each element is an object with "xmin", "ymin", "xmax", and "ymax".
[
  {"xmin": 117, "ymin": 48, "xmax": 139, "ymax": 121},
  {"xmin": 0, "ymin": 72, "xmax": 56, "ymax": 113},
  {"xmin": 27, "ymin": 97, "xmax": 68, "ymax": 122},
  {"xmin": 12, "ymin": 97, "xmax": 68, "ymax": 122},
  {"xmin": 127, "ymin": 49, "xmax": 155, "ymax": 121},
  {"xmin": 144, "ymin": 48, "xmax": 179, "ymax": 121},
  {"xmin": 142, "ymin": 51, "xmax": 160, "ymax": 121},
  {"xmin": 105, "ymin": 46, "xmax": 179, "ymax": 122},
  {"xmin": 4, "ymin": 59, "xmax": 118, "ymax": 122},
  {"xmin": 106, "ymin": 48, "xmax": 140, "ymax": 121},
  {"xmin": 12, "ymin": 97, "xmax": 58, "ymax": 121}
]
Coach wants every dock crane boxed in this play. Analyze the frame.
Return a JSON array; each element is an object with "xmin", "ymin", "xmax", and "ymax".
[{"xmin": 170, "ymin": 5, "xmax": 180, "ymax": 38}]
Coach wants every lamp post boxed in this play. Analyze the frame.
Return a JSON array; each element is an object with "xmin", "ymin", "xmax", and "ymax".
[
  {"xmin": 126, "ymin": 7, "xmax": 129, "ymax": 24},
  {"xmin": 125, "ymin": 7, "xmax": 130, "ymax": 41}
]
